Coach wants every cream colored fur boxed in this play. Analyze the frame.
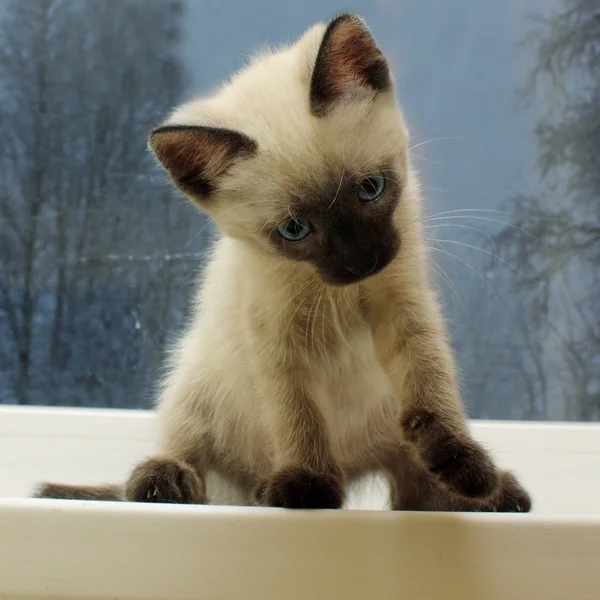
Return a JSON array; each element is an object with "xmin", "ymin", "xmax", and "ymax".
[
  {"xmin": 34, "ymin": 15, "xmax": 531, "ymax": 512},
  {"xmin": 154, "ymin": 20, "xmax": 466, "ymax": 504}
]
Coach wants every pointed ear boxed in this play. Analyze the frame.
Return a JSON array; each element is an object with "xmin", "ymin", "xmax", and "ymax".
[
  {"xmin": 149, "ymin": 125, "xmax": 258, "ymax": 199},
  {"xmin": 310, "ymin": 14, "xmax": 391, "ymax": 116}
]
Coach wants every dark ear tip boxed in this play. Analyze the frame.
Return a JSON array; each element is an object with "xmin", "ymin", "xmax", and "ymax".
[
  {"xmin": 329, "ymin": 12, "xmax": 365, "ymax": 26},
  {"xmin": 327, "ymin": 12, "xmax": 371, "ymax": 36},
  {"xmin": 147, "ymin": 128, "xmax": 166, "ymax": 153},
  {"xmin": 147, "ymin": 125, "xmax": 169, "ymax": 147},
  {"xmin": 147, "ymin": 125, "xmax": 196, "ymax": 153}
]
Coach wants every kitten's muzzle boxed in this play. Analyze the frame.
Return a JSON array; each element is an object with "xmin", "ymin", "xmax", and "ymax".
[
  {"xmin": 317, "ymin": 222, "xmax": 400, "ymax": 286},
  {"xmin": 324, "ymin": 244, "xmax": 398, "ymax": 286}
]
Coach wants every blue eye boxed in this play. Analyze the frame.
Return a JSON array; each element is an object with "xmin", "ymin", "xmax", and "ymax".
[
  {"xmin": 277, "ymin": 217, "xmax": 312, "ymax": 241},
  {"xmin": 358, "ymin": 173, "xmax": 386, "ymax": 202}
]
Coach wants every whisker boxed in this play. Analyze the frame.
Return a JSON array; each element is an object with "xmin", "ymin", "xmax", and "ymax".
[
  {"xmin": 408, "ymin": 135, "xmax": 467, "ymax": 152},
  {"xmin": 304, "ymin": 286, "xmax": 320, "ymax": 354},
  {"xmin": 259, "ymin": 213, "xmax": 281, "ymax": 237},
  {"xmin": 184, "ymin": 219, "xmax": 216, "ymax": 248},
  {"xmin": 321, "ymin": 287, "xmax": 328, "ymax": 357},
  {"xmin": 310, "ymin": 286, "xmax": 325, "ymax": 352},
  {"xmin": 281, "ymin": 276, "xmax": 317, "ymax": 325},
  {"xmin": 330, "ymin": 291, "xmax": 361, "ymax": 359},
  {"xmin": 424, "ymin": 222, "xmax": 498, "ymax": 255},
  {"xmin": 425, "ymin": 214, "xmax": 536, "ymax": 239},
  {"xmin": 224, "ymin": 197, "xmax": 287, "ymax": 212},
  {"xmin": 326, "ymin": 170, "xmax": 345, "ymax": 211},
  {"xmin": 348, "ymin": 155, "xmax": 385, "ymax": 180},
  {"xmin": 430, "ymin": 260, "xmax": 468, "ymax": 320},
  {"xmin": 429, "ymin": 243, "xmax": 511, "ymax": 311},
  {"xmin": 426, "ymin": 208, "xmax": 511, "ymax": 218},
  {"xmin": 286, "ymin": 204, "xmax": 295, "ymax": 222},
  {"xmin": 434, "ymin": 238, "xmax": 526, "ymax": 278},
  {"xmin": 407, "ymin": 151, "xmax": 444, "ymax": 166},
  {"xmin": 420, "ymin": 185, "xmax": 454, "ymax": 193}
]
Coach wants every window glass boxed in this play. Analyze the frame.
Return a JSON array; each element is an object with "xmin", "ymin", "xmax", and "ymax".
[{"xmin": 1, "ymin": 0, "xmax": 596, "ymax": 420}]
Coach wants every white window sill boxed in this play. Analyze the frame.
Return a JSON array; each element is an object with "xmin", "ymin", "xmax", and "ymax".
[{"xmin": 1, "ymin": 406, "xmax": 599, "ymax": 600}]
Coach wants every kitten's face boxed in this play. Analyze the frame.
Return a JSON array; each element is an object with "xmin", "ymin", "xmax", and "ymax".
[
  {"xmin": 261, "ymin": 164, "xmax": 403, "ymax": 286},
  {"xmin": 150, "ymin": 14, "xmax": 410, "ymax": 286}
]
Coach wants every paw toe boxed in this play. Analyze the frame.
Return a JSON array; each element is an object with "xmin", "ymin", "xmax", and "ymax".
[
  {"xmin": 125, "ymin": 457, "xmax": 204, "ymax": 504},
  {"xmin": 265, "ymin": 468, "xmax": 343, "ymax": 509},
  {"xmin": 497, "ymin": 471, "xmax": 532, "ymax": 513}
]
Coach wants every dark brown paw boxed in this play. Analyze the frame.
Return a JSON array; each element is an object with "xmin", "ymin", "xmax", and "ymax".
[
  {"xmin": 401, "ymin": 408, "xmax": 498, "ymax": 498},
  {"xmin": 496, "ymin": 471, "xmax": 532, "ymax": 513},
  {"xmin": 263, "ymin": 467, "xmax": 344, "ymax": 509},
  {"xmin": 125, "ymin": 457, "xmax": 205, "ymax": 504}
]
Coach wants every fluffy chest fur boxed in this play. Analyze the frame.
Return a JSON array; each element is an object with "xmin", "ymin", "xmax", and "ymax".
[
  {"xmin": 307, "ymin": 324, "xmax": 400, "ymax": 471},
  {"xmin": 161, "ymin": 237, "xmax": 405, "ymax": 480}
]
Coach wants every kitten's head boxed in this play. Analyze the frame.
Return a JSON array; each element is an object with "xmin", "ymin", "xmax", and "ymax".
[{"xmin": 150, "ymin": 14, "xmax": 413, "ymax": 286}]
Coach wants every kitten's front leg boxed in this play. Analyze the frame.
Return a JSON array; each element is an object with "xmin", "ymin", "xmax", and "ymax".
[
  {"xmin": 380, "ymin": 294, "xmax": 499, "ymax": 499},
  {"xmin": 124, "ymin": 366, "xmax": 210, "ymax": 505},
  {"xmin": 255, "ymin": 368, "xmax": 344, "ymax": 510},
  {"xmin": 389, "ymin": 443, "xmax": 531, "ymax": 513}
]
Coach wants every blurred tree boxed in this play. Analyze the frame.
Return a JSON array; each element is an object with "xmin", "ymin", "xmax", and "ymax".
[
  {"xmin": 494, "ymin": 0, "xmax": 600, "ymax": 419},
  {"xmin": 0, "ymin": 0, "xmax": 209, "ymax": 406}
]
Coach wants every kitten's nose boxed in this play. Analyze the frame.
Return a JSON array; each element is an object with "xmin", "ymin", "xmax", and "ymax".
[
  {"xmin": 344, "ymin": 264, "xmax": 367, "ymax": 276},
  {"xmin": 343, "ymin": 255, "xmax": 378, "ymax": 277}
]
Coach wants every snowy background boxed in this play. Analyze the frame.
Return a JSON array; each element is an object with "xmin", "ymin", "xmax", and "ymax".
[{"xmin": 0, "ymin": 0, "xmax": 598, "ymax": 420}]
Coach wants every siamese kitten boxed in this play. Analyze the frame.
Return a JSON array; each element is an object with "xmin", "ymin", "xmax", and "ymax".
[{"xmin": 36, "ymin": 14, "xmax": 531, "ymax": 512}]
